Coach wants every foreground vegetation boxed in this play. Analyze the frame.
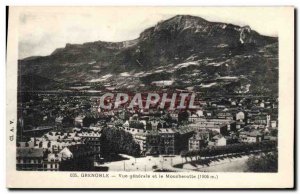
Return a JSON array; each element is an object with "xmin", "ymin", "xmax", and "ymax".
[
  {"xmin": 180, "ymin": 141, "xmax": 277, "ymax": 162},
  {"xmin": 246, "ymin": 151, "xmax": 278, "ymax": 172}
]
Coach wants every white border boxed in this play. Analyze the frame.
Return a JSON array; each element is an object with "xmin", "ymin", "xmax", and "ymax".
[{"xmin": 1, "ymin": 1, "xmax": 297, "ymax": 192}]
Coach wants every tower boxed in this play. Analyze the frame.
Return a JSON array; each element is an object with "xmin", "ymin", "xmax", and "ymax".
[{"xmin": 267, "ymin": 114, "xmax": 271, "ymax": 127}]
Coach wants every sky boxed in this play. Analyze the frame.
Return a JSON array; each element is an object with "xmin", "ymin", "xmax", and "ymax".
[{"xmin": 17, "ymin": 7, "xmax": 282, "ymax": 59}]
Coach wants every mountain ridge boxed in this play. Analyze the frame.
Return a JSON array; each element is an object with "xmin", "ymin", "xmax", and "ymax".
[{"xmin": 18, "ymin": 15, "xmax": 278, "ymax": 95}]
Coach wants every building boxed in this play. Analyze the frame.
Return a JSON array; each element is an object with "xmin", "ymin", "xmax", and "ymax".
[
  {"xmin": 239, "ymin": 130, "xmax": 263, "ymax": 143},
  {"xmin": 78, "ymin": 131, "xmax": 101, "ymax": 163},
  {"xmin": 145, "ymin": 131, "xmax": 161, "ymax": 155},
  {"xmin": 236, "ymin": 121, "xmax": 245, "ymax": 130},
  {"xmin": 217, "ymin": 112, "xmax": 233, "ymax": 120},
  {"xmin": 188, "ymin": 134, "xmax": 206, "ymax": 151},
  {"xmin": 211, "ymin": 135, "xmax": 227, "ymax": 146},
  {"xmin": 246, "ymin": 131, "xmax": 263, "ymax": 143},
  {"xmin": 189, "ymin": 114, "xmax": 201, "ymax": 123},
  {"xmin": 75, "ymin": 115, "xmax": 85, "ymax": 127},
  {"xmin": 271, "ymin": 120, "xmax": 277, "ymax": 128},
  {"xmin": 189, "ymin": 122, "xmax": 227, "ymax": 136},
  {"xmin": 158, "ymin": 128, "xmax": 177, "ymax": 155},
  {"xmin": 236, "ymin": 111, "xmax": 245, "ymax": 121},
  {"xmin": 158, "ymin": 127, "xmax": 194, "ymax": 155},
  {"xmin": 169, "ymin": 112, "xmax": 179, "ymax": 121},
  {"xmin": 252, "ymin": 115, "xmax": 269, "ymax": 125},
  {"xmin": 16, "ymin": 147, "xmax": 44, "ymax": 171},
  {"xmin": 43, "ymin": 153, "xmax": 61, "ymax": 171},
  {"xmin": 134, "ymin": 132, "xmax": 147, "ymax": 154},
  {"xmin": 189, "ymin": 118, "xmax": 236, "ymax": 135}
]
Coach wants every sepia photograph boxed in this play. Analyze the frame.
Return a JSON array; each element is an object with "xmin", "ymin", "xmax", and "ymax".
[{"xmin": 6, "ymin": 6, "xmax": 294, "ymax": 188}]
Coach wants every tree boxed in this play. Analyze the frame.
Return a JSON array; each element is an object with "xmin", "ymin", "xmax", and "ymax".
[
  {"xmin": 114, "ymin": 119, "xmax": 124, "ymax": 127},
  {"xmin": 146, "ymin": 122, "xmax": 152, "ymax": 131},
  {"xmin": 178, "ymin": 111, "xmax": 189, "ymax": 124},
  {"xmin": 270, "ymin": 129, "xmax": 278, "ymax": 137},
  {"xmin": 181, "ymin": 141, "xmax": 277, "ymax": 160},
  {"xmin": 180, "ymin": 150, "xmax": 188, "ymax": 162},
  {"xmin": 129, "ymin": 121, "xmax": 145, "ymax": 129},
  {"xmin": 157, "ymin": 123, "xmax": 162, "ymax": 130},
  {"xmin": 246, "ymin": 151, "xmax": 278, "ymax": 172},
  {"xmin": 101, "ymin": 127, "xmax": 141, "ymax": 157},
  {"xmin": 83, "ymin": 116, "xmax": 96, "ymax": 127}
]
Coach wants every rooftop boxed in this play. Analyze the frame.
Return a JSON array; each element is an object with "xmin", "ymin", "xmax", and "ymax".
[{"xmin": 17, "ymin": 147, "xmax": 44, "ymax": 158}]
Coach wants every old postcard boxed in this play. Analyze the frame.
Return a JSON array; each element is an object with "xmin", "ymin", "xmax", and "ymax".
[{"xmin": 6, "ymin": 6, "xmax": 294, "ymax": 188}]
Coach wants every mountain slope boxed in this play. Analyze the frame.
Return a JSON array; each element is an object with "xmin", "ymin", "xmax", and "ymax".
[{"xmin": 18, "ymin": 15, "xmax": 278, "ymax": 95}]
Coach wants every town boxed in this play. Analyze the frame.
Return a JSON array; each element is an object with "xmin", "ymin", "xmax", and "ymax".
[{"xmin": 16, "ymin": 90, "xmax": 278, "ymax": 172}]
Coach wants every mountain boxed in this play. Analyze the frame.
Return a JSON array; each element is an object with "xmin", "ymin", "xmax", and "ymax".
[{"xmin": 18, "ymin": 15, "xmax": 278, "ymax": 95}]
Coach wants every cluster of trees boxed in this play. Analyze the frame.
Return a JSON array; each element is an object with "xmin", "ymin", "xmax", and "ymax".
[
  {"xmin": 101, "ymin": 127, "xmax": 141, "ymax": 157},
  {"xmin": 129, "ymin": 121, "xmax": 145, "ymax": 129},
  {"xmin": 246, "ymin": 151, "xmax": 278, "ymax": 172},
  {"xmin": 178, "ymin": 111, "xmax": 189, "ymax": 124},
  {"xmin": 22, "ymin": 113, "xmax": 51, "ymax": 128},
  {"xmin": 181, "ymin": 141, "xmax": 277, "ymax": 162},
  {"xmin": 114, "ymin": 119, "xmax": 124, "ymax": 127},
  {"xmin": 60, "ymin": 155, "xmax": 95, "ymax": 171},
  {"xmin": 269, "ymin": 128, "xmax": 278, "ymax": 137},
  {"xmin": 82, "ymin": 116, "xmax": 97, "ymax": 127}
]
